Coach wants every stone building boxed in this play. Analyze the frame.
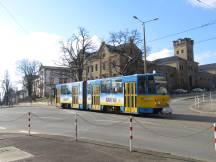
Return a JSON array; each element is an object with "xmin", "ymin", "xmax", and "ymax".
[
  {"xmin": 147, "ymin": 62, "xmax": 177, "ymax": 92},
  {"xmin": 83, "ymin": 42, "xmax": 143, "ymax": 80},
  {"xmin": 154, "ymin": 38, "xmax": 199, "ymax": 90},
  {"xmin": 34, "ymin": 65, "xmax": 73, "ymax": 97},
  {"xmin": 152, "ymin": 38, "xmax": 216, "ymax": 91},
  {"xmin": 198, "ymin": 63, "xmax": 216, "ymax": 89},
  {"xmin": 199, "ymin": 63, "xmax": 216, "ymax": 74}
]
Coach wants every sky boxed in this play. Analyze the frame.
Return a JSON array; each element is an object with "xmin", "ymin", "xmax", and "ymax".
[{"xmin": 0, "ymin": 0, "xmax": 216, "ymax": 89}]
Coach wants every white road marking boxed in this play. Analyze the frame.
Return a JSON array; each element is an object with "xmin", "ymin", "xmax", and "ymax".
[
  {"xmin": 95, "ymin": 119, "xmax": 126, "ymax": 123},
  {"xmin": 0, "ymin": 146, "xmax": 33, "ymax": 162},
  {"xmin": 94, "ymin": 119, "xmax": 155, "ymax": 125},
  {"xmin": 19, "ymin": 130, "xmax": 39, "ymax": 134},
  {"xmin": 0, "ymin": 127, "xmax": 6, "ymax": 130},
  {"xmin": 39, "ymin": 116, "xmax": 62, "ymax": 120}
]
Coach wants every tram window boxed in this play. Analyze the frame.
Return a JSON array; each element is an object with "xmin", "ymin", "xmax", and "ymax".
[
  {"xmin": 138, "ymin": 77, "xmax": 146, "ymax": 94},
  {"xmin": 87, "ymin": 84, "xmax": 91, "ymax": 94},
  {"xmin": 101, "ymin": 80, "xmax": 111, "ymax": 93},
  {"xmin": 61, "ymin": 85, "xmax": 71, "ymax": 95},
  {"xmin": 148, "ymin": 76, "xmax": 155, "ymax": 94},
  {"xmin": 111, "ymin": 79, "xmax": 123, "ymax": 93}
]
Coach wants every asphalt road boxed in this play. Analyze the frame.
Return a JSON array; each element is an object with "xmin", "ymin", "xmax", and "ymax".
[{"xmin": 0, "ymin": 96, "xmax": 215, "ymax": 162}]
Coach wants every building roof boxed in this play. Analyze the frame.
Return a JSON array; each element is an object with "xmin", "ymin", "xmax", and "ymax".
[
  {"xmin": 153, "ymin": 56, "xmax": 181, "ymax": 64},
  {"xmin": 40, "ymin": 65, "xmax": 70, "ymax": 71},
  {"xmin": 86, "ymin": 42, "xmax": 142, "ymax": 61},
  {"xmin": 199, "ymin": 63, "xmax": 216, "ymax": 70}
]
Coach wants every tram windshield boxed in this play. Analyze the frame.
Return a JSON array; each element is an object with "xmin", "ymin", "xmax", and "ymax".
[
  {"xmin": 154, "ymin": 76, "xmax": 168, "ymax": 95},
  {"xmin": 61, "ymin": 85, "xmax": 72, "ymax": 95}
]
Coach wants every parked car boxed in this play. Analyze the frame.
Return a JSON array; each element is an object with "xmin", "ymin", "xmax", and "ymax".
[
  {"xmin": 192, "ymin": 88, "xmax": 204, "ymax": 93},
  {"xmin": 173, "ymin": 89, "xmax": 188, "ymax": 94}
]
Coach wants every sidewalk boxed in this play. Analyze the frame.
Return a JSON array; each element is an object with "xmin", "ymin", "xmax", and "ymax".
[{"xmin": 0, "ymin": 133, "xmax": 203, "ymax": 162}]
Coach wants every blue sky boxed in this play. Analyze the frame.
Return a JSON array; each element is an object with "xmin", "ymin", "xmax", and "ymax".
[{"xmin": 0, "ymin": 0, "xmax": 216, "ymax": 87}]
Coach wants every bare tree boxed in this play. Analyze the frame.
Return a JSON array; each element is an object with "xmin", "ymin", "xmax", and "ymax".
[
  {"xmin": 108, "ymin": 29, "xmax": 143, "ymax": 75},
  {"xmin": 16, "ymin": 59, "xmax": 40, "ymax": 100},
  {"xmin": 59, "ymin": 27, "xmax": 96, "ymax": 81},
  {"xmin": 1, "ymin": 71, "xmax": 13, "ymax": 106}
]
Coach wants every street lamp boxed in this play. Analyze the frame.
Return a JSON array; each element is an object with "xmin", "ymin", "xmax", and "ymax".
[{"xmin": 133, "ymin": 16, "xmax": 159, "ymax": 74}]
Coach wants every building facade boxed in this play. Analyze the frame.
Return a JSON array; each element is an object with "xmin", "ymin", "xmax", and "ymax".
[
  {"xmin": 34, "ymin": 65, "xmax": 73, "ymax": 97},
  {"xmin": 83, "ymin": 42, "xmax": 143, "ymax": 80},
  {"xmin": 153, "ymin": 38, "xmax": 215, "ymax": 90}
]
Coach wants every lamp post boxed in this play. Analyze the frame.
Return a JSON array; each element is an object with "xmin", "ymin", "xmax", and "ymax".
[{"xmin": 133, "ymin": 16, "xmax": 159, "ymax": 74}]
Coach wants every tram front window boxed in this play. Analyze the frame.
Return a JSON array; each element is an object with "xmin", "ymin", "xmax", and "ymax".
[
  {"xmin": 138, "ymin": 76, "xmax": 146, "ymax": 94},
  {"xmin": 154, "ymin": 76, "xmax": 168, "ymax": 95}
]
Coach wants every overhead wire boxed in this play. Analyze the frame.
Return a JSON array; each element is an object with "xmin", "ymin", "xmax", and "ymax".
[
  {"xmin": 196, "ymin": 0, "xmax": 216, "ymax": 9},
  {"xmin": 149, "ymin": 20, "xmax": 216, "ymax": 43},
  {"xmin": 0, "ymin": 0, "xmax": 28, "ymax": 34}
]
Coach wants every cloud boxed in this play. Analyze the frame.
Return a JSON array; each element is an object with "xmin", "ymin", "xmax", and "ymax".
[
  {"xmin": 195, "ymin": 51, "xmax": 216, "ymax": 64},
  {"xmin": 0, "ymin": 22, "xmax": 63, "ymax": 87},
  {"xmin": 91, "ymin": 35, "xmax": 102, "ymax": 49},
  {"xmin": 0, "ymin": 22, "xmax": 102, "ymax": 89},
  {"xmin": 147, "ymin": 48, "xmax": 173, "ymax": 61},
  {"xmin": 188, "ymin": 0, "xmax": 216, "ymax": 8}
]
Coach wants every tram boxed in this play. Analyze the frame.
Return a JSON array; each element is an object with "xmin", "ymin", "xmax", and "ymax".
[{"xmin": 55, "ymin": 73, "xmax": 171, "ymax": 114}]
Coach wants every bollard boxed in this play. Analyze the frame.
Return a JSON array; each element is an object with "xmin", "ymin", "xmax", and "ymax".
[
  {"xmin": 195, "ymin": 96, "xmax": 197, "ymax": 107},
  {"xmin": 129, "ymin": 116, "xmax": 133, "ymax": 152},
  {"xmin": 197, "ymin": 97, "xmax": 200, "ymax": 109},
  {"xmin": 75, "ymin": 112, "xmax": 78, "ymax": 141},
  {"xmin": 203, "ymin": 94, "xmax": 205, "ymax": 102},
  {"xmin": 210, "ymin": 91, "xmax": 212, "ymax": 104},
  {"xmin": 214, "ymin": 123, "xmax": 216, "ymax": 151},
  {"xmin": 28, "ymin": 112, "xmax": 31, "ymax": 136},
  {"xmin": 194, "ymin": 96, "xmax": 196, "ymax": 107}
]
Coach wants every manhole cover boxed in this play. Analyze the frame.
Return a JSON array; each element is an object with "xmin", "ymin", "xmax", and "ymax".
[{"xmin": 0, "ymin": 146, "xmax": 33, "ymax": 162}]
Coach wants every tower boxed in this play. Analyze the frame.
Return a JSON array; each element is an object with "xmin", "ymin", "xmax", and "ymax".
[{"xmin": 173, "ymin": 38, "xmax": 194, "ymax": 62}]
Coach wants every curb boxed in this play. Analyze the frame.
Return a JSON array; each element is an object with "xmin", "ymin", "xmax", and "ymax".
[{"xmin": 190, "ymin": 104, "xmax": 216, "ymax": 115}]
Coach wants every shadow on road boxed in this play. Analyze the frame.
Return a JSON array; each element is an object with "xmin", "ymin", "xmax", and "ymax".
[{"xmin": 135, "ymin": 113, "xmax": 216, "ymax": 123}]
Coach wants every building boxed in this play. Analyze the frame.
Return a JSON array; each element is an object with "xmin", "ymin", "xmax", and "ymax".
[
  {"xmin": 31, "ymin": 38, "xmax": 215, "ymax": 95},
  {"xmin": 83, "ymin": 42, "xmax": 143, "ymax": 80},
  {"xmin": 198, "ymin": 63, "xmax": 216, "ymax": 89},
  {"xmin": 199, "ymin": 63, "xmax": 216, "ymax": 75},
  {"xmin": 34, "ymin": 65, "xmax": 73, "ymax": 97},
  {"xmin": 153, "ymin": 38, "xmax": 215, "ymax": 91},
  {"xmin": 154, "ymin": 38, "xmax": 199, "ymax": 90}
]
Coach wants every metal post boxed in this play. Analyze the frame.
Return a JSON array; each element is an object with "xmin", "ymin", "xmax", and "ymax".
[
  {"xmin": 195, "ymin": 96, "xmax": 197, "ymax": 107},
  {"xmin": 143, "ymin": 23, "xmax": 147, "ymax": 74},
  {"xmin": 133, "ymin": 16, "xmax": 159, "ymax": 74},
  {"xmin": 197, "ymin": 97, "xmax": 200, "ymax": 109},
  {"xmin": 28, "ymin": 112, "xmax": 31, "ymax": 136},
  {"xmin": 129, "ymin": 116, "xmax": 133, "ymax": 152},
  {"xmin": 214, "ymin": 123, "xmax": 216, "ymax": 151},
  {"xmin": 203, "ymin": 93, "xmax": 205, "ymax": 102},
  {"xmin": 210, "ymin": 91, "xmax": 212, "ymax": 104},
  {"xmin": 75, "ymin": 112, "xmax": 78, "ymax": 141}
]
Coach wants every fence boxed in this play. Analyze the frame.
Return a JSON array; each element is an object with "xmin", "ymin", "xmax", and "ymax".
[
  {"xmin": 0, "ymin": 111, "xmax": 215, "ymax": 152},
  {"xmin": 194, "ymin": 91, "xmax": 216, "ymax": 112}
]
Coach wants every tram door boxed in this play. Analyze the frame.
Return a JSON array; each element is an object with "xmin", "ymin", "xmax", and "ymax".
[
  {"xmin": 124, "ymin": 82, "xmax": 137, "ymax": 113},
  {"xmin": 72, "ymin": 86, "xmax": 79, "ymax": 108},
  {"xmin": 55, "ymin": 87, "xmax": 61, "ymax": 106},
  {"xmin": 92, "ymin": 85, "xmax": 100, "ymax": 110}
]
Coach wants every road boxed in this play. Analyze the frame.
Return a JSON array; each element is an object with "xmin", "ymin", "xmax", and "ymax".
[{"xmin": 0, "ymin": 96, "xmax": 215, "ymax": 162}]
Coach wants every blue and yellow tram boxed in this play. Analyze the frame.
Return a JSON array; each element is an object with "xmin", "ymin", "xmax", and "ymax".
[{"xmin": 55, "ymin": 73, "xmax": 171, "ymax": 114}]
